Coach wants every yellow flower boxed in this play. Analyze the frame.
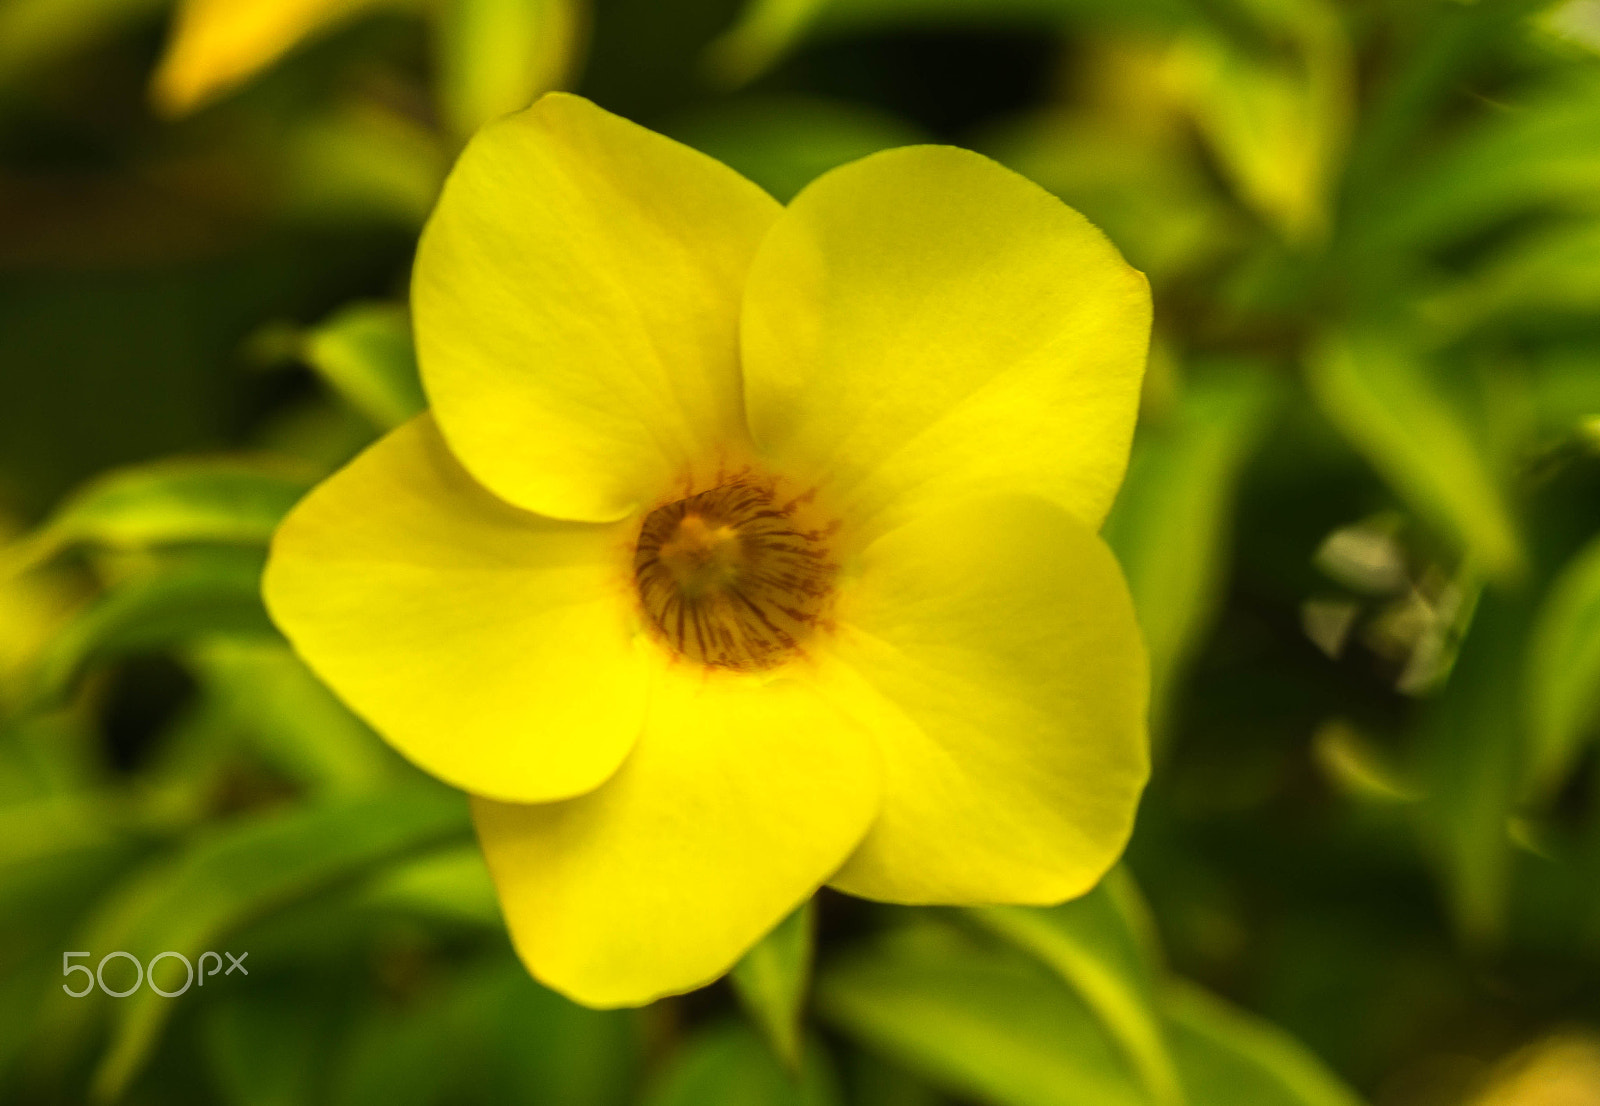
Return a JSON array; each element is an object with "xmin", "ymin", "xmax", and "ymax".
[{"xmin": 264, "ymin": 93, "xmax": 1152, "ymax": 1008}]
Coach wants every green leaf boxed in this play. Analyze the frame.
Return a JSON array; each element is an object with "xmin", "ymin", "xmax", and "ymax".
[
  {"xmin": 1104, "ymin": 363, "xmax": 1278, "ymax": 739},
  {"xmin": 0, "ymin": 792, "xmax": 126, "ymax": 871},
  {"xmin": 816, "ymin": 922, "xmax": 1145, "ymax": 1106},
  {"xmin": 645, "ymin": 1022, "xmax": 840, "ymax": 1106},
  {"xmin": 0, "ymin": 957, "xmax": 54, "ymax": 1090},
  {"xmin": 667, "ymin": 97, "xmax": 927, "ymax": 204},
  {"xmin": 0, "ymin": 0, "xmax": 166, "ymax": 84},
  {"xmin": 1164, "ymin": 981, "xmax": 1365, "ymax": 1106},
  {"xmin": 330, "ymin": 990, "xmax": 455, "ymax": 1106},
  {"xmin": 1310, "ymin": 720, "xmax": 1424, "ymax": 805},
  {"xmin": 279, "ymin": 104, "xmax": 448, "ymax": 228},
  {"xmin": 30, "ymin": 549, "xmax": 275, "ymax": 705},
  {"xmin": 82, "ymin": 784, "xmax": 470, "ymax": 1101},
  {"xmin": 1425, "ymin": 219, "xmax": 1600, "ymax": 336},
  {"xmin": 203, "ymin": 984, "xmax": 336, "ymax": 1106},
  {"xmin": 1, "ymin": 459, "xmax": 311, "ymax": 577},
  {"xmin": 705, "ymin": 0, "xmax": 1205, "ymax": 85},
  {"xmin": 0, "ymin": 537, "xmax": 80, "ymax": 712},
  {"xmin": 485, "ymin": 967, "xmax": 642, "ymax": 1106},
  {"xmin": 731, "ymin": 900, "xmax": 813, "ymax": 1071},
  {"xmin": 845, "ymin": 1051, "xmax": 944, "ymax": 1106},
  {"xmin": 0, "ymin": 708, "xmax": 100, "ymax": 803},
  {"xmin": 434, "ymin": 0, "xmax": 582, "ymax": 139},
  {"xmin": 301, "ymin": 302, "xmax": 428, "ymax": 431},
  {"xmin": 186, "ymin": 638, "xmax": 397, "ymax": 796},
  {"xmin": 1529, "ymin": 347, "xmax": 1600, "ymax": 438},
  {"xmin": 330, "ymin": 960, "xmax": 641, "ymax": 1106},
  {"xmin": 1341, "ymin": 0, "xmax": 1555, "ymax": 212},
  {"xmin": 1421, "ymin": 588, "xmax": 1525, "ymax": 946},
  {"xmin": 969, "ymin": 870, "xmax": 1184, "ymax": 1106},
  {"xmin": 430, "ymin": 962, "xmax": 644, "ymax": 1106},
  {"xmin": 1524, "ymin": 533, "xmax": 1600, "ymax": 800},
  {"xmin": 986, "ymin": 111, "xmax": 1241, "ymax": 281},
  {"xmin": 703, "ymin": 0, "xmax": 831, "ymax": 86},
  {"xmin": 1305, "ymin": 330, "xmax": 1522, "ymax": 581},
  {"xmin": 1164, "ymin": 4, "xmax": 1351, "ymax": 243},
  {"xmin": 356, "ymin": 842, "xmax": 501, "ymax": 927},
  {"xmin": 1355, "ymin": 70, "xmax": 1600, "ymax": 255},
  {"xmin": 0, "ymin": 837, "xmax": 143, "ymax": 1090}
]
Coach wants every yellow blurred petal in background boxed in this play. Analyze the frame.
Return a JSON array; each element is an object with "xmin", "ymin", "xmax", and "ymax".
[
  {"xmin": 1471, "ymin": 1034, "xmax": 1600, "ymax": 1106},
  {"xmin": 0, "ymin": 517, "xmax": 81, "ymax": 712},
  {"xmin": 152, "ymin": 0, "xmax": 392, "ymax": 115},
  {"xmin": 152, "ymin": 0, "xmax": 586, "ymax": 131}
]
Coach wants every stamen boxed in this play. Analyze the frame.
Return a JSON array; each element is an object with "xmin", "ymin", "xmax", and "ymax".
[{"xmin": 634, "ymin": 476, "xmax": 836, "ymax": 671}]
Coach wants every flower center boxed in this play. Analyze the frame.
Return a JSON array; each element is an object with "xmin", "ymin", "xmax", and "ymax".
[{"xmin": 633, "ymin": 476, "xmax": 837, "ymax": 671}]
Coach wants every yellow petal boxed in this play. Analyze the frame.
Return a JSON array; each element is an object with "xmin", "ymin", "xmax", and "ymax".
[
  {"xmin": 413, "ymin": 93, "xmax": 782, "ymax": 523},
  {"xmin": 263, "ymin": 415, "xmax": 650, "ymax": 804},
  {"xmin": 473, "ymin": 668, "xmax": 879, "ymax": 1007},
  {"xmin": 821, "ymin": 495, "xmax": 1149, "ymax": 904},
  {"xmin": 152, "ymin": 0, "xmax": 382, "ymax": 116},
  {"xmin": 741, "ymin": 145, "xmax": 1150, "ymax": 543}
]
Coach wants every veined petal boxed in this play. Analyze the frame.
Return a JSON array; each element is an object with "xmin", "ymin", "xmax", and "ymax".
[
  {"xmin": 473, "ymin": 668, "xmax": 879, "ymax": 1007},
  {"xmin": 263, "ymin": 415, "xmax": 650, "ymax": 804},
  {"xmin": 742, "ymin": 145, "xmax": 1150, "ymax": 543},
  {"xmin": 820, "ymin": 495, "xmax": 1149, "ymax": 904},
  {"xmin": 413, "ymin": 93, "xmax": 782, "ymax": 523}
]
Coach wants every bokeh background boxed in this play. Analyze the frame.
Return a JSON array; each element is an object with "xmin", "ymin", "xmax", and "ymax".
[{"xmin": 5, "ymin": 0, "xmax": 1600, "ymax": 1102}]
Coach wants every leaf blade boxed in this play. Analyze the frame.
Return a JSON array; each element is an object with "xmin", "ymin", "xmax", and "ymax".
[
  {"xmin": 88, "ymin": 784, "xmax": 471, "ymax": 1101},
  {"xmin": 970, "ymin": 872, "xmax": 1184, "ymax": 1106},
  {"xmin": 1524, "ymin": 533, "xmax": 1600, "ymax": 799},
  {"xmin": 301, "ymin": 302, "xmax": 428, "ymax": 431},
  {"xmin": 1165, "ymin": 981, "xmax": 1365, "ymax": 1106},
  {"xmin": 1305, "ymin": 330, "xmax": 1521, "ymax": 580},
  {"xmin": 730, "ymin": 900, "xmax": 813, "ymax": 1071},
  {"xmin": 817, "ymin": 923, "xmax": 1145, "ymax": 1106}
]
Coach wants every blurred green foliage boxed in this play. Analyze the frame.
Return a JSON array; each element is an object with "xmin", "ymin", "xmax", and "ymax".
[{"xmin": 4, "ymin": 0, "xmax": 1600, "ymax": 1103}]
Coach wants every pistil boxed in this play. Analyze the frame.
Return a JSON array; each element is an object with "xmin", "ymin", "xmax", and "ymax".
[{"xmin": 633, "ymin": 476, "xmax": 837, "ymax": 670}]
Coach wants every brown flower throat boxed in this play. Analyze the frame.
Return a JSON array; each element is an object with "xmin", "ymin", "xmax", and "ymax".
[{"xmin": 633, "ymin": 476, "xmax": 837, "ymax": 671}]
